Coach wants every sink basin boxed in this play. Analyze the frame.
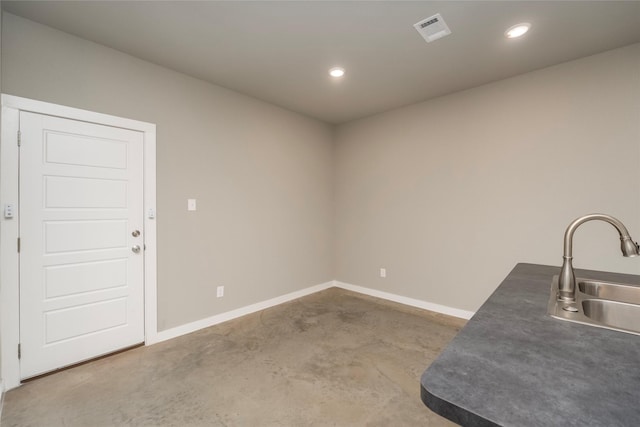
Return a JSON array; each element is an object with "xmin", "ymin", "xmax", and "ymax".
[
  {"xmin": 582, "ymin": 299, "xmax": 640, "ymax": 333},
  {"xmin": 578, "ymin": 280, "xmax": 640, "ymax": 305},
  {"xmin": 548, "ymin": 275, "xmax": 640, "ymax": 336}
]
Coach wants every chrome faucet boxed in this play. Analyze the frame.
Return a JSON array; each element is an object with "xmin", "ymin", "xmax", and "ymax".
[{"xmin": 558, "ymin": 214, "xmax": 640, "ymax": 302}]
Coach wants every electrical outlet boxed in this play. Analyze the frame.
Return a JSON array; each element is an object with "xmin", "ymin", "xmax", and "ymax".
[
  {"xmin": 187, "ymin": 199, "xmax": 197, "ymax": 211},
  {"xmin": 216, "ymin": 286, "xmax": 224, "ymax": 298},
  {"xmin": 380, "ymin": 268, "xmax": 386, "ymax": 278}
]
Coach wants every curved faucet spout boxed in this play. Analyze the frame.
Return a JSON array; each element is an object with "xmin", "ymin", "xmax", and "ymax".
[{"xmin": 558, "ymin": 214, "xmax": 639, "ymax": 302}]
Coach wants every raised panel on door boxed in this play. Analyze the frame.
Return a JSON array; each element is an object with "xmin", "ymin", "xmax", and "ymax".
[
  {"xmin": 19, "ymin": 111, "xmax": 145, "ymax": 379},
  {"xmin": 44, "ymin": 176, "xmax": 128, "ymax": 209}
]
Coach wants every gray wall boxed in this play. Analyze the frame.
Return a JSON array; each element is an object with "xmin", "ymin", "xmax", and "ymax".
[
  {"xmin": 1, "ymin": 13, "xmax": 334, "ymax": 331},
  {"xmin": 2, "ymin": 12, "xmax": 639, "ymax": 333},
  {"xmin": 334, "ymin": 43, "xmax": 640, "ymax": 312}
]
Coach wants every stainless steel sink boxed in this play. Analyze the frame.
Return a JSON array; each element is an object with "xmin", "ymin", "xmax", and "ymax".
[
  {"xmin": 578, "ymin": 280, "xmax": 640, "ymax": 305},
  {"xmin": 582, "ymin": 299, "xmax": 640, "ymax": 332},
  {"xmin": 548, "ymin": 276, "xmax": 640, "ymax": 336}
]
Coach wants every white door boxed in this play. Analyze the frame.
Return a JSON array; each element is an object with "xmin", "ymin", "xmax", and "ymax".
[{"xmin": 19, "ymin": 111, "xmax": 145, "ymax": 379}]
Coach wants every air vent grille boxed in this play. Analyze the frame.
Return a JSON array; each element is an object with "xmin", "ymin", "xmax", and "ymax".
[{"xmin": 414, "ymin": 13, "xmax": 451, "ymax": 43}]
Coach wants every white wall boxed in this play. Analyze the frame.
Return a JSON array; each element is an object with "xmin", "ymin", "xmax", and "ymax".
[
  {"xmin": 334, "ymin": 43, "xmax": 640, "ymax": 312},
  {"xmin": 1, "ymin": 13, "xmax": 335, "ymax": 331},
  {"xmin": 0, "ymin": 7, "xmax": 3, "ymax": 394}
]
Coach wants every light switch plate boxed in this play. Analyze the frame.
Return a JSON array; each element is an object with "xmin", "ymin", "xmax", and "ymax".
[{"xmin": 187, "ymin": 199, "xmax": 197, "ymax": 211}]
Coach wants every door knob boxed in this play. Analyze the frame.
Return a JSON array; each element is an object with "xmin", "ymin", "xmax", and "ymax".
[
  {"xmin": 132, "ymin": 245, "xmax": 141, "ymax": 254},
  {"xmin": 132, "ymin": 230, "xmax": 140, "ymax": 237}
]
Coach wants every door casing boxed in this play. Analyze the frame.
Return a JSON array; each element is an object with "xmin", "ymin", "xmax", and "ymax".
[{"xmin": 0, "ymin": 94, "xmax": 158, "ymax": 390}]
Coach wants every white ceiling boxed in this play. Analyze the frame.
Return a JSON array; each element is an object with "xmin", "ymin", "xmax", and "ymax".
[{"xmin": 3, "ymin": 1, "xmax": 640, "ymax": 124}]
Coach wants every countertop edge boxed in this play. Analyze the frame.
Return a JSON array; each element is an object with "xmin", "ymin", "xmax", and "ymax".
[{"xmin": 421, "ymin": 383, "xmax": 498, "ymax": 427}]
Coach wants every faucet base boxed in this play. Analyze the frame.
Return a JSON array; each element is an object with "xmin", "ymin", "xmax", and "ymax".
[{"xmin": 557, "ymin": 256, "xmax": 576, "ymax": 302}]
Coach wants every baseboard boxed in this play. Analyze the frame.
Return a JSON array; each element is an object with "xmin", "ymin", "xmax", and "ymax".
[
  {"xmin": 148, "ymin": 279, "xmax": 473, "ymax": 346},
  {"xmin": 333, "ymin": 281, "xmax": 475, "ymax": 320},
  {"xmin": 149, "ymin": 281, "xmax": 335, "ymax": 344}
]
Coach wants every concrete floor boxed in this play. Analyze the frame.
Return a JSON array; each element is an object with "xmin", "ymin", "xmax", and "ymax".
[{"xmin": 1, "ymin": 288, "xmax": 465, "ymax": 426}]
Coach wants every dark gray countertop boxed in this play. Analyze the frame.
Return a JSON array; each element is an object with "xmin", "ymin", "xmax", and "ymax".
[{"xmin": 421, "ymin": 263, "xmax": 640, "ymax": 427}]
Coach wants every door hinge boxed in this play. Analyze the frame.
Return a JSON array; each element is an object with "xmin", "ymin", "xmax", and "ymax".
[
  {"xmin": 17, "ymin": 130, "xmax": 21, "ymax": 146},
  {"xmin": 17, "ymin": 237, "xmax": 21, "ymax": 253},
  {"xmin": 18, "ymin": 343, "xmax": 21, "ymax": 359}
]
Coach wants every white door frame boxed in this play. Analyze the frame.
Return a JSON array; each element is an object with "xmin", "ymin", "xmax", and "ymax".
[{"xmin": 0, "ymin": 94, "xmax": 158, "ymax": 390}]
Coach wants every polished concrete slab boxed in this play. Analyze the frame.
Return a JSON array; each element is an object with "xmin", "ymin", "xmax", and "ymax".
[{"xmin": 2, "ymin": 288, "xmax": 465, "ymax": 426}]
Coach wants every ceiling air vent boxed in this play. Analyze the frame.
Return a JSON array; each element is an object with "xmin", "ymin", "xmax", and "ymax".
[{"xmin": 413, "ymin": 13, "xmax": 451, "ymax": 43}]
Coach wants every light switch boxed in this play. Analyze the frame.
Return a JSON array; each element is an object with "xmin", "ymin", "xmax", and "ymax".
[{"xmin": 187, "ymin": 199, "xmax": 197, "ymax": 211}]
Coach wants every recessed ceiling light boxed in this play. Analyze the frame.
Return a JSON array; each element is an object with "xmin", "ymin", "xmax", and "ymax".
[
  {"xmin": 505, "ymin": 23, "xmax": 531, "ymax": 39},
  {"xmin": 329, "ymin": 67, "xmax": 345, "ymax": 78}
]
